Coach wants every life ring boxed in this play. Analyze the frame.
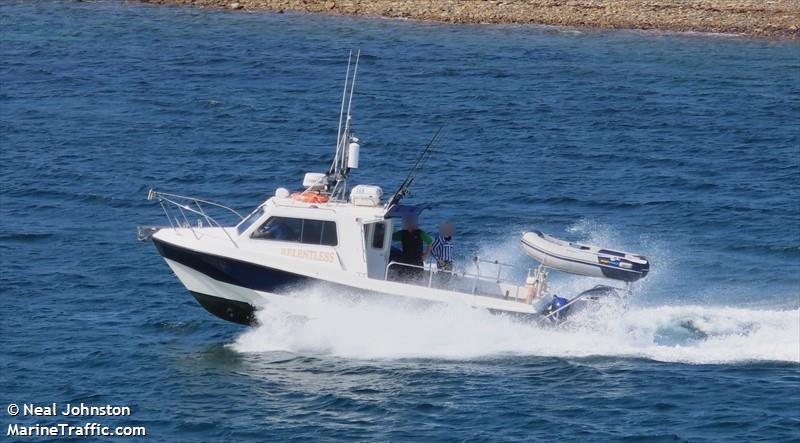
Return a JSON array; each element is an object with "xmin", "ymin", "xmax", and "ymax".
[{"xmin": 290, "ymin": 192, "xmax": 330, "ymax": 204}]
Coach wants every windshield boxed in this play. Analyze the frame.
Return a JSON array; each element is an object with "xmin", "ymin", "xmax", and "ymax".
[{"xmin": 236, "ymin": 206, "xmax": 265, "ymax": 235}]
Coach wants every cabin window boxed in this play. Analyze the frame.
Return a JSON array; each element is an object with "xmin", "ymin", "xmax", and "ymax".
[
  {"xmin": 301, "ymin": 219, "xmax": 324, "ymax": 244},
  {"xmin": 371, "ymin": 222, "xmax": 386, "ymax": 249},
  {"xmin": 320, "ymin": 221, "xmax": 337, "ymax": 246},
  {"xmin": 252, "ymin": 216, "xmax": 337, "ymax": 246},
  {"xmin": 236, "ymin": 206, "xmax": 265, "ymax": 235}
]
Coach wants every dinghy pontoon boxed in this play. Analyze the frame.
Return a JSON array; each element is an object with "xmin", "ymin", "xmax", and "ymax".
[{"xmin": 522, "ymin": 231, "xmax": 649, "ymax": 283}]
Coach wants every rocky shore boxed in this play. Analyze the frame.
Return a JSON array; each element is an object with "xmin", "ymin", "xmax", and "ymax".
[{"xmin": 140, "ymin": 0, "xmax": 800, "ymax": 39}]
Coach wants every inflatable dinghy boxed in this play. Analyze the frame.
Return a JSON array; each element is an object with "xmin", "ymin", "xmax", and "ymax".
[{"xmin": 521, "ymin": 231, "xmax": 649, "ymax": 282}]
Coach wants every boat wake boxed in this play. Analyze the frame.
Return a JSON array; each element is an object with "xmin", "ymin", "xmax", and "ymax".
[{"xmin": 231, "ymin": 286, "xmax": 800, "ymax": 364}]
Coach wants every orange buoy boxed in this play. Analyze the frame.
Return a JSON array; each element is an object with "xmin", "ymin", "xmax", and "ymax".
[{"xmin": 290, "ymin": 192, "xmax": 330, "ymax": 204}]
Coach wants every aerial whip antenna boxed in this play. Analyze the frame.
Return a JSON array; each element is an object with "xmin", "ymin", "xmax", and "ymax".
[
  {"xmin": 327, "ymin": 50, "xmax": 361, "ymax": 200},
  {"xmin": 341, "ymin": 49, "xmax": 360, "ymax": 171},
  {"xmin": 330, "ymin": 50, "xmax": 352, "ymax": 176}
]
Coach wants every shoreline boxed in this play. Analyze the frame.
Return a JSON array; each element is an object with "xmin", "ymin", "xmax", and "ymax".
[{"xmin": 139, "ymin": 0, "xmax": 800, "ymax": 40}]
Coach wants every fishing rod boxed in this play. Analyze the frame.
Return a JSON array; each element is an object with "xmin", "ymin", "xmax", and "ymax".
[{"xmin": 386, "ymin": 125, "xmax": 444, "ymax": 208}]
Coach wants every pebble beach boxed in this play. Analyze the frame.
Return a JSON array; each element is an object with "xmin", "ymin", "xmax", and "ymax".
[{"xmin": 140, "ymin": 0, "xmax": 800, "ymax": 39}]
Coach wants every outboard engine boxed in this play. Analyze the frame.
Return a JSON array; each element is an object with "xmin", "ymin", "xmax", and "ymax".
[{"xmin": 543, "ymin": 294, "xmax": 571, "ymax": 322}]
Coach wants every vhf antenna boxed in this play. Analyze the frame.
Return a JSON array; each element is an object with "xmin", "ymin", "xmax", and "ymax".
[
  {"xmin": 330, "ymin": 50, "xmax": 352, "ymax": 176},
  {"xmin": 340, "ymin": 49, "xmax": 360, "ymax": 172},
  {"xmin": 328, "ymin": 50, "xmax": 361, "ymax": 200}
]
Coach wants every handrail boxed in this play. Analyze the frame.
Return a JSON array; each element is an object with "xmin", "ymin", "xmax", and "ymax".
[
  {"xmin": 385, "ymin": 261, "xmax": 426, "ymax": 282},
  {"xmin": 465, "ymin": 256, "xmax": 519, "ymax": 285},
  {"xmin": 474, "ymin": 257, "xmax": 515, "ymax": 268},
  {"xmin": 147, "ymin": 189, "xmax": 240, "ymax": 248},
  {"xmin": 148, "ymin": 190, "xmax": 244, "ymax": 220},
  {"xmin": 383, "ymin": 256, "xmax": 518, "ymax": 294},
  {"xmin": 273, "ymin": 199, "xmax": 339, "ymax": 213},
  {"xmin": 383, "ymin": 256, "xmax": 540, "ymax": 304},
  {"xmin": 384, "ymin": 260, "xmax": 458, "ymax": 288}
]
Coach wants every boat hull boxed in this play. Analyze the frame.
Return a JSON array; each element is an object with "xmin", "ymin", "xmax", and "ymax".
[
  {"xmin": 189, "ymin": 290, "xmax": 255, "ymax": 325},
  {"xmin": 153, "ymin": 237, "xmax": 309, "ymax": 294},
  {"xmin": 153, "ymin": 237, "xmax": 615, "ymax": 326},
  {"xmin": 154, "ymin": 237, "xmax": 334, "ymax": 325}
]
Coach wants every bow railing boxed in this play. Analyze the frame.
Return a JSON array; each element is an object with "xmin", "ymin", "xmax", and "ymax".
[{"xmin": 145, "ymin": 189, "xmax": 243, "ymax": 247}]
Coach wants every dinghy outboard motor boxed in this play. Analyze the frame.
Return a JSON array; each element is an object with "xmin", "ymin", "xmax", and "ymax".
[{"xmin": 543, "ymin": 294, "xmax": 571, "ymax": 322}]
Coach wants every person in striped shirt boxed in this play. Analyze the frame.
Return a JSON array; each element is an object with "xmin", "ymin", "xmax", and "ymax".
[{"xmin": 430, "ymin": 222, "xmax": 455, "ymax": 282}]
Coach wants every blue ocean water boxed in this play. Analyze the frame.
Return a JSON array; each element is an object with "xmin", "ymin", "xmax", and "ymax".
[{"xmin": 2, "ymin": 1, "xmax": 799, "ymax": 441}]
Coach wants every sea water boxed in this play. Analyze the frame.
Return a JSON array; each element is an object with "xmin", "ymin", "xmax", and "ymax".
[{"xmin": 1, "ymin": 1, "xmax": 799, "ymax": 441}]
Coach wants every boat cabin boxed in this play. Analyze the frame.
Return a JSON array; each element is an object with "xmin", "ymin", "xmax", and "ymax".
[
  {"xmin": 233, "ymin": 177, "xmax": 418, "ymax": 283},
  {"xmin": 219, "ymin": 173, "xmax": 530, "ymax": 303}
]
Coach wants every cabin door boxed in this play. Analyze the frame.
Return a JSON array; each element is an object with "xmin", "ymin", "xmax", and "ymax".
[{"xmin": 364, "ymin": 221, "xmax": 391, "ymax": 279}]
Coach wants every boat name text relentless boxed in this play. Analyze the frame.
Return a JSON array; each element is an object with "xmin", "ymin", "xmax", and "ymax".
[{"xmin": 281, "ymin": 248, "xmax": 335, "ymax": 263}]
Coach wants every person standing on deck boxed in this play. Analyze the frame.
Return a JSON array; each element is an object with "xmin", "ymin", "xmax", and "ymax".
[
  {"xmin": 430, "ymin": 222, "xmax": 455, "ymax": 283},
  {"xmin": 392, "ymin": 215, "xmax": 433, "ymax": 280}
]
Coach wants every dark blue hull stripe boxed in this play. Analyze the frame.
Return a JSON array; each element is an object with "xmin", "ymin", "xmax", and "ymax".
[{"xmin": 153, "ymin": 238, "xmax": 310, "ymax": 293}]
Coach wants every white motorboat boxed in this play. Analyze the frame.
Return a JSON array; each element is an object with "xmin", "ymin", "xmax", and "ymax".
[{"xmin": 138, "ymin": 52, "xmax": 650, "ymax": 326}]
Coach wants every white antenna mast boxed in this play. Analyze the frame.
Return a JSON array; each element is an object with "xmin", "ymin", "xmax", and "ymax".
[
  {"xmin": 328, "ymin": 49, "xmax": 361, "ymax": 200},
  {"xmin": 341, "ymin": 49, "xmax": 360, "ymax": 171},
  {"xmin": 331, "ymin": 50, "xmax": 352, "ymax": 176}
]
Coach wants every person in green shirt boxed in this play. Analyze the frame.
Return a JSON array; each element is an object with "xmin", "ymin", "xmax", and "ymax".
[{"xmin": 392, "ymin": 215, "xmax": 433, "ymax": 280}]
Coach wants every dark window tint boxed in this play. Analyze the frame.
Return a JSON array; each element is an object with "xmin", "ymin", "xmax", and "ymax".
[
  {"xmin": 252, "ymin": 217, "xmax": 336, "ymax": 246},
  {"xmin": 284, "ymin": 218, "xmax": 303, "ymax": 241},
  {"xmin": 236, "ymin": 206, "xmax": 265, "ymax": 235},
  {"xmin": 320, "ymin": 221, "xmax": 337, "ymax": 246},
  {"xmin": 371, "ymin": 223, "xmax": 386, "ymax": 249},
  {"xmin": 301, "ymin": 219, "xmax": 323, "ymax": 244},
  {"xmin": 252, "ymin": 216, "xmax": 300, "ymax": 241}
]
